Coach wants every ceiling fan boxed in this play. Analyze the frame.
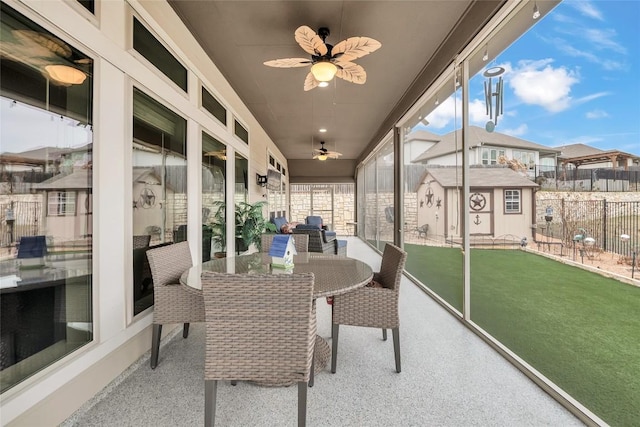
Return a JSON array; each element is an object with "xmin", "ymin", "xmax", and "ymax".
[
  {"xmin": 313, "ymin": 141, "xmax": 342, "ymax": 161},
  {"xmin": 264, "ymin": 26, "xmax": 381, "ymax": 91}
]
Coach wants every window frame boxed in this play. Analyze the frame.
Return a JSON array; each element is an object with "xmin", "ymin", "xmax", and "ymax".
[
  {"xmin": 47, "ymin": 190, "xmax": 78, "ymax": 217},
  {"xmin": 503, "ymin": 188, "xmax": 521, "ymax": 214}
]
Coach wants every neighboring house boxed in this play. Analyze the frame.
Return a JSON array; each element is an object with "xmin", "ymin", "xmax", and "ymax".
[
  {"xmin": 34, "ymin": 168, "xmax": 93, "ymax": 242},
  {"xmin": 555, "ymin": 143, "xmax": 639, "ymax": 170},
  {"xmin": 410, "ymin": 126, "xmax": 561, "ymax": 174},
  {"xmin": 414, "ymin": 166, "xmax": 538, "ymax": 242},
  {"xmin": 403, "ymin": 129, "xmax": 441, "ymax": 164}
]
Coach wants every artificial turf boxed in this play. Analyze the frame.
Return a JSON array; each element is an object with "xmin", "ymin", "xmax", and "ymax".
[{"xmin": 404, "ymin": 243, "xmax": 640, "ymax": 427}]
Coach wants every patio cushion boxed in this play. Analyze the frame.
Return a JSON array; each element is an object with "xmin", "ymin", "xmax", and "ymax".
[
  {"xmin": 272, "ymin": 216, "xmax": 288, "ymax": 233},
  {"xmin": 305, "ymin": 216, "xmax": 323, "ymax": 228}
]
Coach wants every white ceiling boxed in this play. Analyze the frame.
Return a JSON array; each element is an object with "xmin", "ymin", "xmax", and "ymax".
[{"xmin": 168, "ymin": 1, "xmax": 504, "ymax": 163}]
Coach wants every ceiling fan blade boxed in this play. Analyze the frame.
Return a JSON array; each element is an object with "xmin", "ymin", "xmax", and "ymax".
[
  {"xmin": 327, "ymin": 151, "xmax": 343, "ymax": 157},
  {"xmin": 295, "ymin": 26, "xmax": 328, "ymax": 56},
  {"xmin": 331, "ymin": 36, "xmax": 381, "ymax": 62},
  {"xmin": 335, "ymin": 62, "xmax": 367, "ymax": 84},
  {"xmin": 304, "ymin": 72, "xmax": 320, "ymax": 91},
  {"xmin": 263, "ymin": 58, "xmax": 312, "ymax": 68}
]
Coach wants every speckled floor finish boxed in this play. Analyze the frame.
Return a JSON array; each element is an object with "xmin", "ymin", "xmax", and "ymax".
[{"xmin": 62, "ymin": 237, "xmax": 583, "ymax": 427}]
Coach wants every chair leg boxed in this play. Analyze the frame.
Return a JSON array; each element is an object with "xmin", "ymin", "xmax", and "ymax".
[
  {"xmin": 150, "ymin": 324, "xmax": 162, "ymax": 369},
  {"xmin": 331, "ymin": 323, "xmax": 339, "ymax": 373},
  {"xmin": 392, "ymin": 327, "xmax": 401, "ymax": 373},
  {"xmin": 382, "ymin": 329, "xmax": 387, "ymax": 341},
  {"xmin": 309, "ymin": 345, "xmax": 315, "ymax": 387},
  {"xmin": 298, "ymin": 381, "xmax": 308, "ymax": 427},
  {"xmin": 205, "ymin": 379, "xmax": 217, "ymax": 427},
  {"xmin": 183, "ymin": 322, "xmax": 190, "ymax": 338}
]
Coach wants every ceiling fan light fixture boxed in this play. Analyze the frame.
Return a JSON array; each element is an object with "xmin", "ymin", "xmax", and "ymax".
[
  {"xmin": 45, "ymin": 64, "xmax": 87, "ymax": 85},
  {"xmin": 318, "ymin": 81, "xmax": 329, "ymax": 88},
  {"xmin": 311, "ymin": 61, "xmax": 338, "ymax": 82},
  {"xmin": 317, "ymin": 154, "xmax": 328, "ymax": 161}
]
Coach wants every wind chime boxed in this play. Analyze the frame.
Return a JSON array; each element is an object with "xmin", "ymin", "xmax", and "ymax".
[{"xmin": 483, "ymin": 66, "xmax": 505, "ymax": 132}]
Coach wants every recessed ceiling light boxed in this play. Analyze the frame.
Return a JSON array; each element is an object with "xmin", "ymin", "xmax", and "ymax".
[
  {"xmin": 318, "ymin": 81, "xmax": 329, "ymax": 88},
  {"xmin": 319, "ymin": 128, "xmax": 327, "ymax": 133}
]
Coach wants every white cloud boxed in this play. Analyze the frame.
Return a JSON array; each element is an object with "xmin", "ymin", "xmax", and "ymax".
[
  {"xmin": 469, "ymin": 99, "xmax": 488, "ymax": 125},
  {"xmin": 583, "ymin": 28, "xmax": 626, "ymax": 54},
  {"xmin": 567, "ymin": 0, "xmax": 604, "ymax": 21},
  {"xmin": 585, "ymin": 109, "xmax": 609, "ymax": 119},
  {"xmin": 574, "ymin": 92, "xmax": 611, "ymax": 106},
  {"xmin": 508, "ymin": 59, "xmax": 579, "ymax": 112},
  {"xmin": 425, "ymin": 96, "xmax": 459, "ymax": 129}
]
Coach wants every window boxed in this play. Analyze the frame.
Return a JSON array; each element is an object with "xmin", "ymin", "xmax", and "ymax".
[
  {"xmin": 132, "ymin": 87, "xmax": 187, "ymax": 315},
  {"xmin": 133, "ymin": 17, "xmax": 187, "ymax": 92},
  {"xmin": 202, "ymin": 87, "xmax": 226, "ymax": 125},
  {"xmin": 269, "ymin": 155, "xmax": 275, "ymax": 167},
  {"xmin": 481, "ymin": 147, "xmax": 505, "ymax": 165},
  {"xmin": 234, "ymin": 119, "xmax": 249, "ymax": 144},
  {"xmin": 77, "ymin": 0, "xmax": 94, "ymax": 13},
  {"xmin": 202, "ymin": 132, "xmax": 225, "ymax": 258},
  {"xmin": 504, "ymin": 189, "xmax": 521, "ymax": 213},
  {"xmin": 48, "ymin": 191, "xmax": 77, "ymax": 216},
  {"xmin": 0, "ymin": 2, "xmax": 93, "ymax": 393},
  {"xmin": 513, "ymin": 150, "xmax": 535, "ymax": 169}
]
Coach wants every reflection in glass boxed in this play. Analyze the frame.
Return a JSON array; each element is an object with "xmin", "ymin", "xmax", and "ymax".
[
  {"xmin": 0, "ymin": 3, "xmax": 93, "ymax": 392},
  {"xmin": 132, "ymin": 88, "xmax": 186, "ymax": 315},
  {"xmin": 202, "ymin": 132, "xmax": 225, "ymax": 259}
]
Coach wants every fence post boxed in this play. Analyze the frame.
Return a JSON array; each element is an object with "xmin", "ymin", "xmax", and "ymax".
[{"xmin": 602, "ymin": 199, "xmax": 607, "ymax": 252}]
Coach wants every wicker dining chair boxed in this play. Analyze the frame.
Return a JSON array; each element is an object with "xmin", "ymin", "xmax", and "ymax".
[
  {"xmin": 201, "ymin": 272, "xmax": 316, "ymax": 427},
  {"xmin": 331, "ymin": 243, "xmax": 407, "ymax": 373},
  {"xmin": 146, "ymin": 241, "xmax": 205, "ymax": 369},
  {"xmin": 261, "ymin": 233, "xmax": 309, "ymax": 253}
]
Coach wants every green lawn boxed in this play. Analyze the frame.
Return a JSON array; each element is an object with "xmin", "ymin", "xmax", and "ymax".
[{"xmin": 404, "ymin": 243, "xmax": 640, "ymax": 427}]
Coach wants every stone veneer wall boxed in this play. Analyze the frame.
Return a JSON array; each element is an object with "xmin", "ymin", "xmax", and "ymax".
[{"xmin": 290, "ymin": 184, "xmax": 355, "ymax": 235}]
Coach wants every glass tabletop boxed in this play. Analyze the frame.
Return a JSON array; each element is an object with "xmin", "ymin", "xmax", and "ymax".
[{"xmin": 180, "ymin": 252, "xmax": 373, "ymax": 298}]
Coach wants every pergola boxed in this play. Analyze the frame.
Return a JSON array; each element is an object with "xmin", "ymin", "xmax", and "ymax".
[{"xmin": 560, "ymin": 150, "xmax": 636, "ymax": 171}]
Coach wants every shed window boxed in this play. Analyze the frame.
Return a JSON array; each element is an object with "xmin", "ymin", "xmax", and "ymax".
[{"xmin": 504, "ymin": 189, "xmax": 521, "ymax": 214}]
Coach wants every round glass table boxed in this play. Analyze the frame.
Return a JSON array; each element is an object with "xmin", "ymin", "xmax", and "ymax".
[
  {"xmin": 180, "ymin": 252, "xmax": 373, "ymax": 299},
  {"xmin": 180, "ymin": 252, "xmax": 373, "ymax": 385}
]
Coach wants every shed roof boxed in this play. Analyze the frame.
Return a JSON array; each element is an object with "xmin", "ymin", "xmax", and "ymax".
[{"xmin": 417, "ymin": 166, "xmax": 539, "ymax": 190}]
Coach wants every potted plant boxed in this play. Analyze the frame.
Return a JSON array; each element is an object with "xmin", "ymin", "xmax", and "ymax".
[{"xmin": 209, "ymin": 200, "xmax": 276, "ymax": 256}]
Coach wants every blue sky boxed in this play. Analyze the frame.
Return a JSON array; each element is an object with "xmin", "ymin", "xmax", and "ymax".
[{"xmin": 425, "ymin": 0, "xmax": 640, "ymax": 156}]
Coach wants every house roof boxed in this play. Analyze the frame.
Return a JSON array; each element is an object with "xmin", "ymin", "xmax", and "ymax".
[
  {"xmin": 412, "ymin": 126, "xmax": 561, "ymax": 163},
  {"xmin": 405, "ymin": 129, "xmax": 442, "ymax": 144},
  {"xmin": 416, "ymin": 166, "xmax": 539, "ymax": 190},
  {"xmin": 34, "ymin": 169, "xmax": 91, "ymax": 190},
  {"xmin": 555, "ymin": 143, "xmax": 604, "ymax": 159}
]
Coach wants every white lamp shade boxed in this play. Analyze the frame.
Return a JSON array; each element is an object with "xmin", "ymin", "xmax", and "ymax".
[
  {"xmin": 310, "ymin": 62, "xmax": 337, "ymax": 82},
  {"xmin": 45, "ymin": 65, "xmax": 87, "ymax": 85},
  {"xmin": 317, "ymin": 154, "xmax": 328, "ymax": 161}
]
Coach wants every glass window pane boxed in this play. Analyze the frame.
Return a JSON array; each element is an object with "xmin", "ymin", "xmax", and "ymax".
[
  {"xmin": 202, "ymin": 132, "xmax": 225, "ymax": 260},
  {"xmin": 402, "ymin": 72, "xmax": 464, "ymax": 313},
  {"xmin": 132, "ymin": 88, "xmax": 187, "ymax": 315},
  {"xmin": 234, "ymin": 119, "xmax": 248, "ymax": 144},
  {"xmin": 466, "ymin": 2, "xmax": 640, "ymax": 425},
  {"xmin": 0, "ymin": 3, "xmax": 93, "ymax": 392},
  {"xmin": 77, "ymin": 0, "xmax": 94, "ymax": 13},
  {"xmin": 201, "ymin": 87, "xmax": 226, "ymax": 125},
  {"xmin": 133, "ymin": 17, "xmax": 187, "ymax": 92}
]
